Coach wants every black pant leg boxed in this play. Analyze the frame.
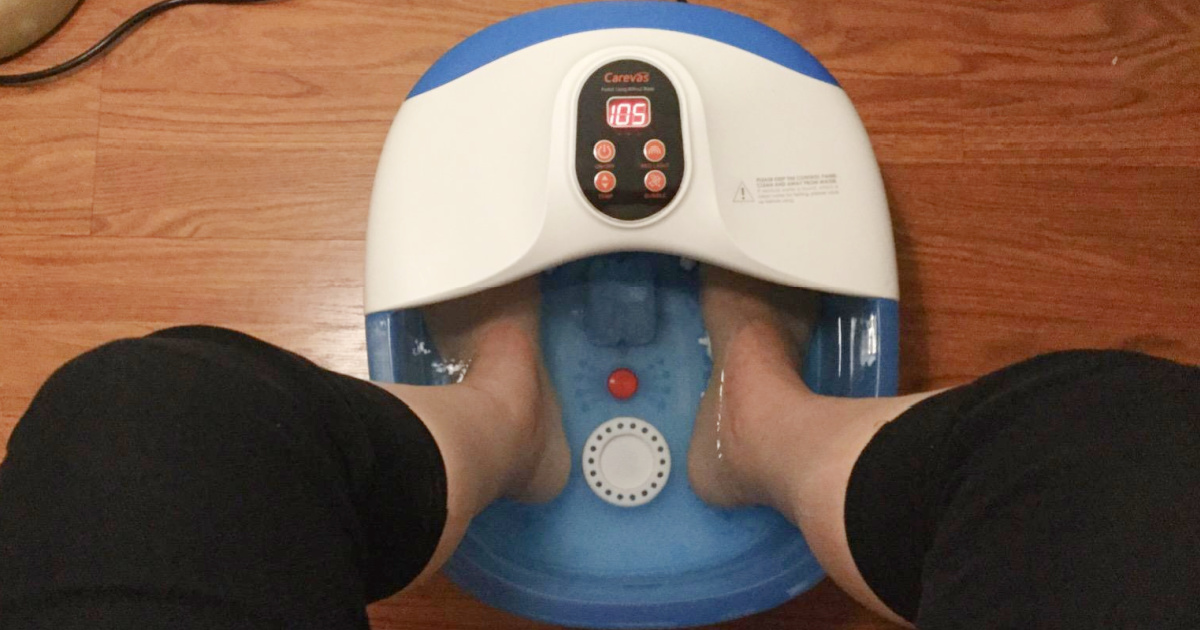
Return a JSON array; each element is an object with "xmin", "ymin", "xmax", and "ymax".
[
  {"xmin": 845, "ymin": 350, "xmax": 1200, "ymax": 628},
  {"xmin": 0, "ymin": 326, "xmax": 447, "ymax": 629}
]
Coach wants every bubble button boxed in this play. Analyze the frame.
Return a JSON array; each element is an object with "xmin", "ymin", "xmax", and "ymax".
[{"xmin": 644, "ymin": 170, "xmax": 666, "ymax": 193}]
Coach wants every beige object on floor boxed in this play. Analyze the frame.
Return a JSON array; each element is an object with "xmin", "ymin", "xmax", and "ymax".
[{"xmin": 0, "ymin": 0, "xmax": 83, "ymax": 59}]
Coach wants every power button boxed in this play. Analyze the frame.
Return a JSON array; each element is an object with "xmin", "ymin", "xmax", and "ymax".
[{"xmin": 593, "ymin": 139, "xmax": 616, "ymax": 163}]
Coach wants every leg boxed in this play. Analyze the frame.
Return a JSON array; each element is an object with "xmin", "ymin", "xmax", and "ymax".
[
  {"xmin": 376, "ymin": 276, "xmax": 570, "ymax": 585},
  {"xmin": 688, "ymin": 267, "xmax": 932, "ymax": 624},
  {"xmin": 0, "ymin": 313, "xmax": 567, "ymax": 627},
  {"xmin": 847, "ymin": 349, "xmax": 1200, "ymax": 628},
  {"xmin": 1, "ymin": 327, "xmax": 414, "ymax": 628},
  {"xmin": 689, "ymin": 267, "xmax": 1200, "ymax": 627}
]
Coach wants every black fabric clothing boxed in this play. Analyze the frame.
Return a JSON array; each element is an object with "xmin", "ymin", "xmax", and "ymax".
[
  {"xmin": 1, "ymin": 330, "xmax": 1198, "ymax": 629},
  {"xmin": 846, "ymin": 350, "xmax": 1200, "ymax": 628},
  {"xmin": 0, "ymin": 327, "xmax": 446, "ymax": 630}
]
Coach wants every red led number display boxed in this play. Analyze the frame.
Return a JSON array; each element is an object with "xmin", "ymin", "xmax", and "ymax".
[{"xmin": 606, "ymin": 96, "xmax": 651, "ymax": 129}]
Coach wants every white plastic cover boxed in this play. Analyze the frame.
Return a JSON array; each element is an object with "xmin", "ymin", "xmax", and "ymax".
[{"xmin": 366, "ymin": 29, "xmax": 897, "ymax": 312}]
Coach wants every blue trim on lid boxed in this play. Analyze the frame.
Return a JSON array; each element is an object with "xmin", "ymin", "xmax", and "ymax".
[{"xmin": 408, "ymin": 1, "xmax": 838, "ymax": 98}]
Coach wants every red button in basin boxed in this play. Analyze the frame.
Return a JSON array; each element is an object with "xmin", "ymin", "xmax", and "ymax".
[{"xmin": 607, "ymin": 368, "xmax": 638, "ymax": 400}]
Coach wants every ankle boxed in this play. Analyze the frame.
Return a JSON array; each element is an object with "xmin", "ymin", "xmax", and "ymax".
[
  {"xmin": 464, "ymin": 323, "xmax": 539, "ymax": 420},
  {"xmin": 460, "ymin": 323, "xmax": 568, "ymax": 503},
  {"xmin": 755, "ymin": 393, "xmax": 932, "ymax": 525},
  {"xmin": 712, "ymin": 323, "xmax": 813, "ymax": 505}
]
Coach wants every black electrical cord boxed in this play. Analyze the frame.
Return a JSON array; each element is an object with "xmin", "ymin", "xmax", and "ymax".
[{"xmin": 0, "ymin": 0, "xmax": 277, "ymax": 87}]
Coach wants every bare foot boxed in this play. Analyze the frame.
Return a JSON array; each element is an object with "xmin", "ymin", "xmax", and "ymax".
[
  {"xmin": 687, "ymin": 266, "xmax": 820, "ymax": 508},
  {"xmin": 423, "ymin": 278, "xmax": 570, "ymax": 503},
  {"xmin": 686, "ymin": 268, "xmax": 936, "ymax": 627}
]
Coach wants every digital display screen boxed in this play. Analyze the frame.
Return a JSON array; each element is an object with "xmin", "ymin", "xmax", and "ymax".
[{"xmin": 606, "ymin": 96, "xmax": 651, "ymax": 129}]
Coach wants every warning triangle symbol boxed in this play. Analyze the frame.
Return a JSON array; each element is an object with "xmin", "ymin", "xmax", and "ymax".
[{"xmin": 733, "ymin": 181, "xmax": 754, "ymax": 202}]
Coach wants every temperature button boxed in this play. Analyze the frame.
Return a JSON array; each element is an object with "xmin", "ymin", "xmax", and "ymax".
[
  {"xmin": 593, "ymin": 139, "xmax": 616, "ymax": 163},
  {"xmin": 643, "ymin": 139, "xmax": 666, "ymax": 162},
  {"xmin": 595, "ymin": 170, "xmax": 617, "ymax": 193},
  {"xmin": 644, "ymin": 170, "xmax": 667, "ymax": 193}
]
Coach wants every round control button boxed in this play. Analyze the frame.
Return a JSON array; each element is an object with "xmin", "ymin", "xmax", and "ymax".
[
  {"xmin": 594, "ymin": 170, "xmax": 616, "ymax": 193},
  {"xmin": 607, "ymin": 368, "xmax": 638, "ymax": 400},
  {"xmin": 583, "ymin": 417, "xmax": 670, "ymax": 507},
  {"xmin": 644, "ymin": 170, "xmax": 667, "ymax": 193},
  {"xmin": 593, "ymin": 139, "xmax": 616, "ymax": 163},
  {"xmin": 643, "ymin": 139, "xmax": 666, "ymax": 162}
]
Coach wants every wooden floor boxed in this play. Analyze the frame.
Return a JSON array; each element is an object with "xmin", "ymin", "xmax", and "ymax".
[{"xmin": 2, "ymin": 0, "xmax": 1198, "ymax": 627}]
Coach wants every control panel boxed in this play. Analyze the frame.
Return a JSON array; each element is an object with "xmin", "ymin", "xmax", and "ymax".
[{"xmin": 575, "ymin": 59, "xmax": 685, "ymax": 222}]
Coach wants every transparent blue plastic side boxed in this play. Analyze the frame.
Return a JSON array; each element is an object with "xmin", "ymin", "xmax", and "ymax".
[
  {"xmin": 365, "ymin": 255, "xmax": 898, "ymax": 628},
  {"xmin": 802, "ymin": 294, "xmax": 900, "ymax": 398},
  {"xmin": 366, "ymin": 308, "xmax": 448, "ymax": 385},
  {"xmin": 367, "ymin": 282, "xmax": 898, "ymax": 395}
]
